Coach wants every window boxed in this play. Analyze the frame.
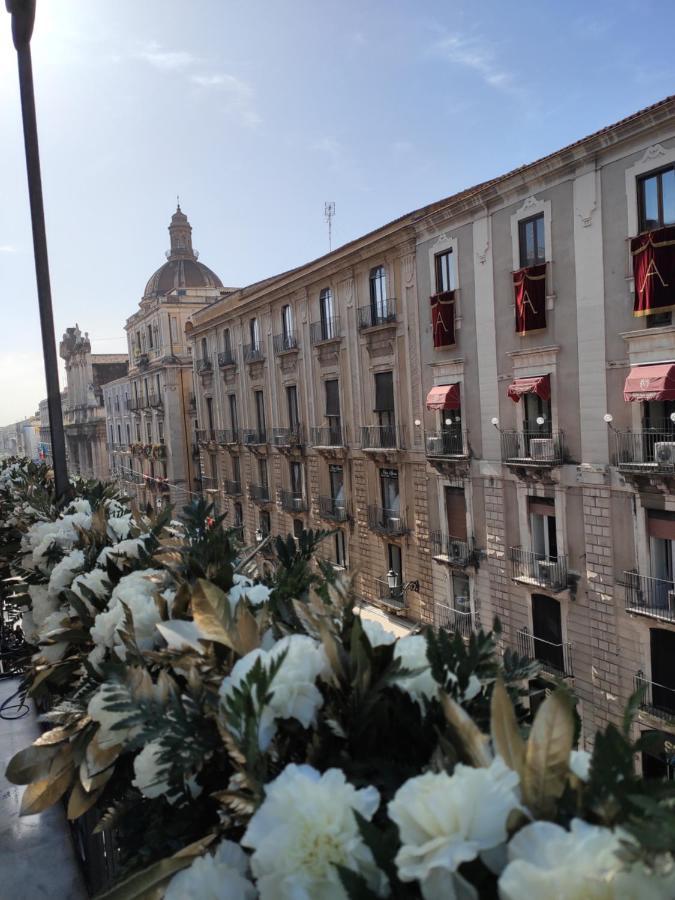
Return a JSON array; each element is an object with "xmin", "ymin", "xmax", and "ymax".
[
  {"xmin": 126, "ymin": 424, "xmax": 131, "ymax": 445},
  {"xmin": 286, "ymin": 385, "xmax": 299, "ymax": 429},
  {"xmin": 329, "ymin": 464, "xmax": 344, "ymax": 508},
  {"xmin": 325, "ymin": 379, "xmax": 341, "ymax": 441},
  {"xmin": 143, "ymin": 378, "xmax": 149, "ymax": 402},
  {"xmin": 651, "ymin": 629, "xmax": 675, "ymax": 715},
  {"xmin": 200, "ymin": 337, "xmax": 208, "ymax": 361},
  {"xmin": 319, "ymin": 288, "xmax": 335, "ymax": 339},
  {"xmin": 529, "ymin": 497, "xmax": 557, "ymax": 560},
  {"xmin": 445, "ymin": 487, "xmax": 467, "ymax": 542},
  {"xmin": 519, "ymin": 213, "xmax": 545, "ymax": 268},
  {"xmin": 223, "ymin": 328, "xmax": 232, "ymax": 354},
  {"xmin": 259, "ymin": 510, "xmax": 271, "ymax": 537},
  {"xmin": 250, "ymin": 317, "xmax": 261, "ymax": 349},
  {"xmin": 648, "ymin": 511, "xmax": 675, "ymax": 610},
  {"xmin": 523, "ymin": 393, "xmax": 551, "ymax": 436},
  {"xmin": 255, "ymin": 390, "xmax": 266, "ymax": 436},
  {"xmin": 380, "ymin": 468, "xmax": 400, "ymax": 519},
  {"xmin": 290, "ymin": 461, "xmax": 303, "ymax": 497},
  {"xmin": 109, "ymin": 425, "xmax": 114, "ymax": 444},
  {"xmin": 117, "ymin": 424, "xmax": 122, "ymax": 445},
  {"xmin": 147, "ymin": 324, "xmax": 153, "ymax": 349},
  {"xmin": 146, "ymin": 421, "xmax": 152, "ymax": 443},
  {"xmin": 293, "ymin": 519, "xmax": 304, "ymax": 540},
  {"xmin": 258, "ymin": 457, "xmax": 268, "ymax": 489},
  {"xmin": 532, "ymin": 594, "xmax": 564, "ymax": 674},
  {"xmin": 228, "ymin": 394, "xmax": 239, "ymax": 432},
  {"xmin": 334, "ymin": 530, "xmax": 346, "ymax": 567},
  {"xmin": 369, "ymin": 265, "xmax": 388, "ymax": 319},
  {"xmin": 232, "ymin": 455, "xmax": 241, "ymax": 484},
  {"xmin": 374, "ymin": 371, "xmax": 395, "ymax": 435},
  {"xmin": 206, "ymin": 397, "xmax": 214, "ymax": 432},
  {"xmin": 452, "ymin": 572, "xmax": 470, "ymax": 610},
  {"xmin": 435, "ymin": 249, "xmax": 456, "ymax": 293},
  {"xmin": 282, "ymin": 305, "xmax": 294, "ymax": 341},
  {"xmin": 158, "ymin": 420, "xmax": 164, "ymax": 444},
  {"xmin": 170, "ymin": 316, "xmax": 178, "ymax": 343},
  {"xmin": 234, "ymin": 502, "xmax": 243, "ymax": 527},
  {"xmin": 388, "ymin": 543, "xmax": 402, "ymax": 580},
  {"xmin": 156, "ymin": 373, "xmax": 161, "ymax": 397},
  {"xmin": 638, "ymin": 166, "xmax": 675, "ymax": 232}
]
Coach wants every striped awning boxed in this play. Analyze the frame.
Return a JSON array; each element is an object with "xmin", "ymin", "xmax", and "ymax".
[
  {"xmin": 623, "ymin": 363, "xmax": 675, "ymax": 402},
  {"xmin": 426, "ymin": 383, "xmax": 461, "ymax": 411},
  {"xmin": 507, "ymin": 374, "xmax": 551, "ymax": 403}
]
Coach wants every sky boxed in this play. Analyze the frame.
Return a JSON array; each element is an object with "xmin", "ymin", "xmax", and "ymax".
[{"xmin": 1, "ymin": 0, "xmax": 675, "ymax": 424}]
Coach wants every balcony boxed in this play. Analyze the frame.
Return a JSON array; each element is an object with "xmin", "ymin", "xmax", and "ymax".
[
  {"xmin": 279, "ymin": 489, "xmax": 307, "ymax": 513},
  {"xmin": 271, "ymin": 425, "xmax": 303, "ymax": 448},
  {"xmin": 202, "ymin": 476, "xmax": 218, "ymax": 492},
  {"xmin": 358, "ymin": 300, "xmax": 397, "ymax": 330},
  {"xmin": 318, "ymin": 495, "xmax": 349, "ymax": 522},
  {"xmin": 434, "ymin": 599, "xmax": 477, "ymax": 639},
  {"xmin": 196, "ymin": 429, "xmax": 217, "ymax": 445},
  {"xmin": 218, "ymin": 350, "xmax": 236, "ymax": 368},
  {"xmin": 310, "ymin": 317, "xmax": 341, "ymax": 344},
  {"xmin": 223, "ymin": 479, "xmax": 242, "ymax": 496},
  {"xmin": 147, "ymin": 392, "xmax": 163, "ymax": 409},
  {"xmin": 196, "ymin": 358, "xmax": 212, "ymax": 374},
  {"xmin": 229, "ymin": 524, "xmax": 245, "ymax": 543},
  {"xmin": 614, "ymin": 430, "xmax": 675, "ymax": 475},
  {"xmin": 624, "ymin": 571, "xmax": 675, "ymax": 623},
  {"xmin": 249, "ymin": 482, "xmax": 271, "ymax": 504},
  {"xmin": 310, "ymin": 425, "xmax": 346, "ymax": 448},
  {"xmin": 243, "ymin": 342, "xmax": 264, "ymax": 363},
  {"xmin": 127, "ymin": 397, "xmax": 143, "ymax": 412},
  {"xmin": 242, "ymin": 429, "xmax": 267, "ymax": 447},
  {"xmin": 367, "ymin": 505, "xmax": 408, "ymax": 536},
  {"xmin": 374, "ymin": 576, "xmax": 405, "ymax": 610},
  {"xmin": 216, "ymin": 428, "xmax": 239, "ymax": 446},
  {"xmin": 516, "ymin": 628, "xmax": 573, "ymax": 678},
  {"xmin": 430, "ymin": 531, "xmax": 475, "ymax": 567},
  {"xmin": 360, "ymin": 425, "xmax": 404, "ymax": 451},
  {"xmin": 509, "ymin": 547, "xmax": 568, "ymax": 593},
  {"xmin": 635, "ymin": 671, "xmax": 675, "ymax": 722},
  {"xmin": 273, "ymin": 332, "xmax": 299, "ymax": 354},
  {"xmin": 425, "ymin": 430, "xmax": 467, "ymax": 459},
  {"xmin": 500, "ymin": 431, "xmax": 564, "ymax": 467}
]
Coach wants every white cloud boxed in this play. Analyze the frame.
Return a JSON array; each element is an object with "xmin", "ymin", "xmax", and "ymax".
[
  {"xmin": 190, "ymin": 73, "xmax": 261, "ymax": 126},
  {"xmin": 136, "ymin": 41, "xmax": 196, "ymax": 71},
  {"xmin": 0, "ymin": 245, "xmax": 17, "ymax": 253},
  {"xmin": 434, "ymin": 32, "xmax": 514, "ymax": 93}
]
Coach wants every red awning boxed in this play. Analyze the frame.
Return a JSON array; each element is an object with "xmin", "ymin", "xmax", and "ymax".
[
  {"xmin": 507, "ymin": 374, "xmax": 550, "ymax": 403},
  {"xmin": 623, "ymin": 363, "xmax": 675, "ymax": 402},
  {"xmin": 426, "ymin": 383, "xmax": 461, "ymax": 411}
]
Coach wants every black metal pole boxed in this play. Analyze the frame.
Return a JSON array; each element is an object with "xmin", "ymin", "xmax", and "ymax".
[{"xmin": 6, "ymin": 0, "xmax": 69, "ymax": 500}]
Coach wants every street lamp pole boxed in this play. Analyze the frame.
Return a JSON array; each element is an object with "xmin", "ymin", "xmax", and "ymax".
[{"xmin": 6, "ymin": 0, "xmax": 69, "ymax": 500}]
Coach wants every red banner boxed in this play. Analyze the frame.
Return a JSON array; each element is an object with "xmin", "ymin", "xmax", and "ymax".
[
  {"xmin": 430, "ymin": 290, "xmax": 455, "ymax": 348},
  {"xmin": 631, "ymin": 226, "xmax": 675, "ymax": 317},
  {"xmin": 513, "ymin": 264, "xmax": 547, "ymax": 335}
]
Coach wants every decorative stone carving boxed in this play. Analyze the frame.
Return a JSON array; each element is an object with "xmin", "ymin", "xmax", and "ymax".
[
  {"xmin": 364, "ymin": 323, "xmax": 396, "ymax": 358},
  {"xmin": 279, "ymin": 352, "xmax": 299, "ymax": 375},
  {"xmin": 640, "ymin": 143, "xmax": 668, "ymax": 163},
  {"xmin": 248, "ymin": 360, "xmax": 265, "ymax": 381}
]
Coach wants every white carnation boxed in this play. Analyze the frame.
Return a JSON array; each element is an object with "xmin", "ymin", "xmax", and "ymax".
[
  {"xmin": 106, "ymin": 513, "xmax": 133, "ymax": 542},
  {"xmin": 243, "ymin": 764, "xmax": 383, "ymax": 899},
  {"xmin": 388, "ymin": 758, "xmax": 521, "ymax": 887},
  {"xmin": 569, "ymin": 749, "xmax": 591, "ymax": 782},
  {"xmin": 23, "ymin": 511, "xmax": 91, "ymax": 574},
  {"xmin": 164, "ymin": 840, "xmax": 256, "ymax": 900},
  {"xmin": 132, "ymin": 740, "xmax": 170, "ymax": 799},
  {"xmin": 393, "ymin": 635, "xmax": 439, "ymax": 704},
  {"xmin": 70, "ymin": 568, "xmax": 111, "ymax": 614},
  {"xmin": 96, "ymin": 535, "xmax": 152, "ymax": 568},
  {"xmin": 64, "ymin": 498, "xmax": 92, "ymax": 516},
  {"xmin": 219, "ymin": 635, "xmax": 329, "ymax": 750},
  {"xmin": 90, "ymin": 568, "xmax": 165, "ymax": 655},
  {"xmin": 47, "ymin": 548, "xmax": 85, "ymax": 599},
  {"xmin": 361, "ymin": 617, "xmax": 397, "ymax": 647},
  {"xmin": 29, "ymin": 584, "xmax": 59, "ymax": 628},
  {"xmin": 229, "ymin": 574, "xmax": 272, "ymax": 609},
  {"xmin": 499, "ymin": 818, "xmax": 675, "ymax": 899}
]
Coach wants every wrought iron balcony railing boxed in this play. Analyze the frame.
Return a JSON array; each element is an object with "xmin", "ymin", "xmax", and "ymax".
[
  {"xmin": 243, "ymin": 342, "xmax": 264, "ymax": 363},
  {"xmin": 271, "ymin": 425, "xmax": 303, "ymax": 448},
  {"xmin": 223, "ymin": 479, "xmax": 242, "ymax": 496},
  {"xmin": 279, "ymin": 489, "xmax": 307, "ymax": 513},
  {"xmin": 218, "ymin": 350, "xmax": 236, "ymax": 368},
  {"xmin": 196, "ymin": 429, "xmax": 217, "ymax": 445},
  {"xmin": 310, "ymin": 317, "xmax": 341, "ymax": 344},
  {"xmin": 374, "ymin": 575, "xmax": 405, "ymax": 609},
  {"xmin": 509, "ymin": 547, "xmax": 568, "ymax": 592},
  {"xmin": 309, "ymin": 425, "xmax": 346, "ymax": 448},
  {"xmin": 613, "ymin": 430, "xmax": 675, "ymax": 473},
  {"xmin": 249, "ymin": 482, "xmax": 271, "ymax": 503},
  {"xmin": 196, "ymin": 358, "xmax": 212, "ymax": 373},
  {"xmin": 357, "ymin": 300, "xmax": 397, "ymax": 330},
  {"xmin": 147, "ymin": 392, "xmax": 163, "ymax": 408},
  {"xmin": 516, "ymin": 628, "xmax": 573, "ymax": 678},
  {"xmin": 635, "ymin": 671, "xmax": 675, "ymax": 721},
  {"xmin": 201, "ymin": 476, "xmax": 218, "ymax": 491},
  {"xmin": 434, "ymin": 599, "xmax": 477, "ymax": 639},
  {"xmin": 360, "ymin": 425, "xmax": 404, "ymax": 451},
  {"xmin": 128, "ymin": 397, "xmax": 143, "ymax": 412},
  {"xmin": 216, "ymin": 428, "xmax": 239, "ymax": 445},
  {"xmin": 318, "ymin": 495, "xmax": 349, "ymax": 522},
  {"xmin": 624, "ymin": 571, "xmax": 675, "ymax": 623},
  {"xmin": 242, "ymin": 428, "xmax": 267, "ymax": 446},
  {"xmin": 425, "ymin": 430, "xmax": 467, "ymax": 458},
  {"xmin": 367, "ymin": 505, "xmax": 407, "ymax": 536},
  {"xmin": 500, "ymin": 431, "xmax": 564, "ymax": 466},
  {"xmin": 430, "ymin": 531, "xmax": 475, "ymax": 567},
  {"xmin": 273, "ymin": 332, "xmax": 299, "ymax": 354}
]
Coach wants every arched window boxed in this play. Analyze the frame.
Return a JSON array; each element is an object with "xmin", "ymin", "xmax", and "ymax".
[
  {"xmin": 250, "ymin": 317, "xmax": 261, "ymax": 349},
  {"xmin": 200, "ymin": 337, "xmax": 208, "ymax": 361},
  {"xmin": 319, "ymin": 288, "xmax": 335, "ymax": 340},
  {"xmin": 282, "ymin": 305, "xmax": 294, "ymax": 344},
  {"xmin": 369, "ymin": 265, "xmax": 388, "ymax": 321},
  {"xmin": 223, "ymin": 328, "xmax": 231, "ymax": 354}
]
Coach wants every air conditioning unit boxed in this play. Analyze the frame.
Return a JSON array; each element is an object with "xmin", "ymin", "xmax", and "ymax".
[
  {"xmin": 537, "ymin": 559, "xmax": 555, "ymax": 584},
  {"xmin": 654, "ymin": 442, "xmax": 675, "ymax": 465},
  {"xmin": 386, "ymin": 516, "xmax": 402, "ymax": 531},
  {"xmin": 530, "ymin": 438, "xmax": 555, "ymax": 461},
  {"xmin": 448, "ymin": 539, "xmax": 466, "ymax": 562},
  {"xmin": 426, "ymin": 435, "xmax": 442, "ymax": 455}
]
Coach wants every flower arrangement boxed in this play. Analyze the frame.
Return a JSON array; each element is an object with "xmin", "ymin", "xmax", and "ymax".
[{"xmin": 1, "ymin": 458, "xmax": 674, "ymax": 900}]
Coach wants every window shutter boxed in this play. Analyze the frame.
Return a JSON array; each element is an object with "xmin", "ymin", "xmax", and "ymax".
[
  {"xmin": 445, "ymin": 487, "xmax": 467, "ymax": 541},
  {"xmin": 325, "ymin": 380, "xmax": 340, "ymax": 416},
  {"xmin": 374, "ymin": 372, "xmax": 394, "ymax": 411}
]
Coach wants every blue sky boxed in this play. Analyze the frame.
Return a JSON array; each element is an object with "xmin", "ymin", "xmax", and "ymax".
[{"xmin": 1, "ymin": 0, "xmax": 674, "ymax": 423}]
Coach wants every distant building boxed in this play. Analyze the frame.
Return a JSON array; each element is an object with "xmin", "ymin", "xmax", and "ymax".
[
  {"xmin": 59, "ymin": 325, "xmax": 128, "ymax": 479},
  {"xmin": 102, "ymin": 375, "xmax": 132, "ymax": 483}
]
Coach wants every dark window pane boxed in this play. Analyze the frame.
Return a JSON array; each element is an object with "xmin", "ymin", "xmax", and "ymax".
[
  {"xmin": 325, "ymin": 379, "xmax": 340, "ymax": 417},
  {"xmin": 374, "ymin": 372, "xmax": 394, "ymax": 412},
  {"xmin": 641, "ymin": 175, "xmax": 660, "ymax": 230},
  {"xmin": 662, "ymin": 169, "xmax": 675, "ymax": 225}
]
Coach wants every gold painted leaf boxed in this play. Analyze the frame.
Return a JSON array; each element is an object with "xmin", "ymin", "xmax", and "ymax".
[
  {"xmin": 67, "ymin": 779, "xmax": 104, "ymax": 820},
  {"xmin": 441, "ymin": 692, "xmax": 491, "ymax": 767},
  {"xmin": 490, "ymin": 680, "xmax": 525, "ymax": 779},
  {"xmin": 232, "ymin": 605, "xmax": 260, "ymax": 656},
  {"xmin": 20, "ymin": 748, "xmax": 74, "ymax": 816},
  {"xmin": 191, "ymin": 579, "xmax": 234, "ymax": 647},
  {"xmin": 5, "ymin": 744, "xmax": 58, "ymax": 785},
  {"xmin": 522, "ymin": 688, "xmax": 575, "ymax": 816},
  {"xmin": 34, "ymin": 716, "xmax": 91, "ymax": 747}
]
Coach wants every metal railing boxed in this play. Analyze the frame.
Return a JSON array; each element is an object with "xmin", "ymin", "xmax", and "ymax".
[
  {"xmin": 517, "ymin": 628, "xmax": 573, "ymax": 678},
  {"xmin": 318, "ymin": 495, "xmax": 349, "ymax": 522},
  {"xmin": 310, "ymin": 317, "xmax": 341, "ymax": 344},
  {"xmin": 242, "ymin": 428, "xmax": 267, "ymax": 446},
  {"xmin": 215, "ymin": 428, "xmax": 239, "ymax": 445},
  {"xmin": 196, "ymin": 358, "xmax": 212, "ymax": 373},
  {"xmin": 310, "ymin": 425, "xmax": 346, "ymax": 448},
  {"xmin": 243, "ymin": 342, "xmax": 264, "ymax": 363},
  {"xmin": 249, "ymin": 482, "xmax": 271, "ymax": 503},
  {"xmin": 360, "ymin": 424, "xmax": 404, "ymax": 450},
  {"xmin": 218, "ymin": 350, "xmax": 236, "ymax": 368},
  {"xmin": 374, "ymin": 576, "xmax": 405, "ymax": 609},
  {"xmin": 624, "ymin": 571, "xmax": 675, "ymax": 623},
  {"xmin": 279, "ymin": 489, "xmax": 307, "ymax": 512},
  {"xmin": 430, "ymin": 531, "xmax": 474, "ymax": 567},
  {"xmin": 509, "ymin": 547, "xmax": 568, "ymax": 592},
  {"xmin": 500, "ymin": 431, "xmax": 564, "ymax": 466},
  {"xmin": 271, "ymin": 425, "xmax": 303, "ymax": 447},
  {"xmin": 127, "ymin": 397, "xmax": 142, "ymax": 411},
  {"xmin": 367, "ymin": 505, "xmax": 408, "ymax": 536},
  {"xmin": 614, "ymin": 430, "xmax": 675, "ymax": 473},
  {"xmin": 273, "ymin": 332, "xmax": 299, "ymax": 354},
  {"xmin": 434, "ymin": 599, "xmax": 477, "ymax": 639},
  {"xmin": 223, "ymin": 479, "xmax": 242, "ymax": 496},
  {"xmin": 196, "ymin": 429, "xmax": 217, "ymax": 444},
  {"xmin": 425, "ymin": 430, "xmax": 466, "ymax": 458},
  {"xmin": 201, "ymin": 476, "xmax": 218, "ymax": 491},
  {"xmin": 635, "ymin": 671, "xmax": 675, "ymax": 721},
  {"xmin": 147, "ymin": 392, "xmax": 162, "ymax": 408},
  {"xmin": 358, "ymin": 300, "xmax": 397, "ymax": 329}
]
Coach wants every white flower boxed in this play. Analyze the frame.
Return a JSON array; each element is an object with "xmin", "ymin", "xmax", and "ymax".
[
  {"xmin": 242, "ymin": 764, "xmax": 383, "ymax": 899},
  {"xmin": 132, "ymin": 740, "xmax": 170, "ymax": 799},
  {"xmin": 47, "ymin": 548, "xmax": 85, "ymax": 599},
  {"xmin": 90, "ymin": 569, "xmax": 164, "ymax": 655},
  {"xmin": 220, "ymin": 635, "xmax": 329, "ymax": 750},
  {"xmin": 361, "ymin": 617, "xmax": 397, "ymax": 647},
  {"xmin": 64, "ymin": 498, "xmax": 92, "ymax": 516},
  {"xmin": 21, "ymin": 610, "xmax": 37, "ymax": 644},
  {"xmin": 28, "ymin": 584, "xmax": 59, "ymax": 628},
  {"xmin": 156, "ymin": 619, "xmax": 207, "ymax": 654},
  {"xmin": 87, "ymin": 682, "xmax": 142, "ymax": 749},
  {"xmin": 229, "ymin": 574, "xmax": 272, "ymax": 609},
  {"xmin": 388, "ymin": 758, "xmax": 521, "ymax": 887},
  {"xmin": 106, "ymin": 513, "xmax": 133, "ymax": 542},
  {"xmin": 499, "ymin": 818, "xmax": 675, "ymax": 899},
  {"xmin": 96, "ymin": 536, "xmax": 152, "ymax": 568},
  {"xmin": 164, "ymin": 840, "xmax": 256, "ymax": 900},
  {"xmin": 569, "ymin": 749, "xmax": 591, "ymax": 782},
  {"xmin": 70, "ymin": 568, "xmax": 111, "ymax": 614},
  {"xmin": 393, "ymin": 635, "xmax": 438, "ymax": 705},
  {"xmin": 87, "ymin": 645, "xmax": 106, "ymax": 673}
]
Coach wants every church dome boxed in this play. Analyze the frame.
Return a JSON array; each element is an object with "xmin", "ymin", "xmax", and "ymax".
[{"xmin": 143, "ymin": 205, "xmax": 223, "ymax": 298}]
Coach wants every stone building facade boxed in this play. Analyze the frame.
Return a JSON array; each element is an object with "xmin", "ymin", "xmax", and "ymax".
[
  {"xmin": 189, "ymin": 96, "xmax": 675, "ymax": 773},
  {"xmin": 102, "ymin": 376, "xmax": 132, "ymax": 484},
  {"xmin": 59, "ymin": 326, "xmax": 128, "ymax": 479},
  {"xmin": 122, "ymin": 206, "xmax": 234, "ymax": 508}
]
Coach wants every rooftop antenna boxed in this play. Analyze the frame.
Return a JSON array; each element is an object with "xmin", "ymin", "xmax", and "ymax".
[{"xmin": 325, "ymin": 201, "xmax": 335, "ymax": 252}]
